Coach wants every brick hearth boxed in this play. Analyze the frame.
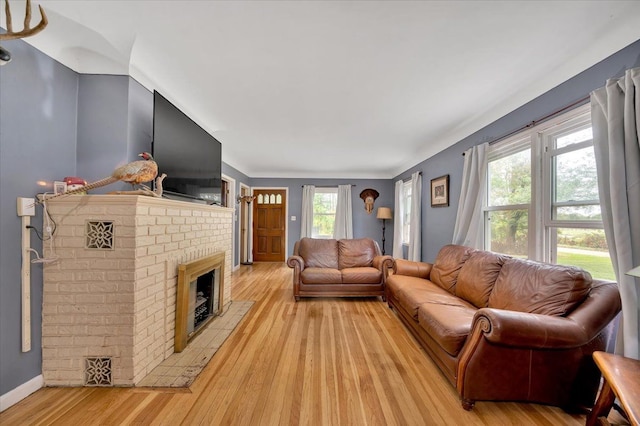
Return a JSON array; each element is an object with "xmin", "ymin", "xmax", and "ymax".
[{"xmin": 41, "ymin": 195, "xmax": 233, "ymax": 386}]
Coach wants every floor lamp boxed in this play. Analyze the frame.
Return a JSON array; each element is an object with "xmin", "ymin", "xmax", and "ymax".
[{"xmin": 376, "ymin": 207, "xmax": 392, "ymax": 255}]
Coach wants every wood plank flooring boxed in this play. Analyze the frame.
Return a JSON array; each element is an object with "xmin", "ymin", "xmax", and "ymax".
[{"xmin": 0, "ymin": 262, "xmax": 599, "ymax": 425}]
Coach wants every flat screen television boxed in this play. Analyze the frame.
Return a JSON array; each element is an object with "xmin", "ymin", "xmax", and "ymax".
[{"xmin": 152, "ymin": 90, "xmax": 222, "ymax": 204}]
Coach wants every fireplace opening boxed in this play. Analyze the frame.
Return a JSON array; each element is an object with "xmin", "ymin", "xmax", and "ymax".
[
  {"xmin": 175, "ymin": 252, "xmax": 225, "ymax": 352},
  {"xmin": 188, "ymin": 270, "xmax": 221, "ymax": 335}
]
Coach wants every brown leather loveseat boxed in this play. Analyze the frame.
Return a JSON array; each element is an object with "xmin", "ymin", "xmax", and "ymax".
[
  {"xmin": 287, "ymin": 237, "xmax": 393, "ymax": 301},
  {"xmin": 386, "ymin": 244, "xmax": 621, "ymax": 411}
]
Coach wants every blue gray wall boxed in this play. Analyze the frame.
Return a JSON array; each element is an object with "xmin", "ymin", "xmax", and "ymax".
[
  {"xmin": 251, "ymin": 178, "xmax": 395, "ymax": 256},
  {"xmin": 395, "ymin": 39, "xmax": 640, "ymax": 263},
  {"xmin": 0, "ymin": 39, "xmax": 79, "ymax": 395},
  {"xmin": 76, "ymin": 75, "xmax": 153, "ymax": 193},
  {"xmin": 1, "ymin": 32, "xmax": 639, "ymax": 400},
  {"xmin": 222, "ymin": 162, "xmax": 251, "ymax": 266},
  {"xmin": 127, "ymin": 78, "xmax": 154, "ymax": 171}
]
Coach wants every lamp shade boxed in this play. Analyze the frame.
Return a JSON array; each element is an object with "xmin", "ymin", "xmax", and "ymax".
[
  {"xmin": 626, "ymin": 265, "xmax": 640, "ymax": 278},
  {"xmin": 376, "ymin": 207, "xmax": 392, "ymax": 220}
]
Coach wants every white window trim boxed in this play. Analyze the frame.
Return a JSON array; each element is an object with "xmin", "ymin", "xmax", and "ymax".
[
  {"xmin": 312, "ymin": 187, "xmax": 338, "ymax": 239},
  {"xmin": 484, "ymin": 103, "xmax": 599, "ymax": 263}
]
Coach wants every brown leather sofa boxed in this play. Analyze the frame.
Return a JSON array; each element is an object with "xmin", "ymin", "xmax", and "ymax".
[
  {"xmin": 386, "ymin": 244, "xmax": 621, "ymax": 411},
  {"xmin": 287, "ymin": 237, "xmax": 393, "ymax": 301}
]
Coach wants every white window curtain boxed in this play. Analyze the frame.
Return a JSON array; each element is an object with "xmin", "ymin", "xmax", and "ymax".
[
  {"xmin": 300, "ymin": 185, "xmax": 315, "ymax": 238},
  {"xmin": 408, "ymin": 171, "xmax": 422, "ymax": 261},
  {"xmin": 452, "ymin": 143, "xmax": 488, "ymax": 248},
  {"xmin": 391, "ymin": 180, "xmax": 404, "ymax": 259},
  {"xmin": 393, "ymin": 180, "xmax": 404, "ymax": 259},
  {"xmin": 591, "ymin": 66, "xmax": 640, "ymax": 360},
  {"xmin": 333, "ymin": 184, "xmax": 353, "ymax": 239}
]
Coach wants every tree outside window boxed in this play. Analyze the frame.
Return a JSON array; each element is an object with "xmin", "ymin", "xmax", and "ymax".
[{"xmin": 312, "ymin": 188, "xmax": 337, "ymax": 238}]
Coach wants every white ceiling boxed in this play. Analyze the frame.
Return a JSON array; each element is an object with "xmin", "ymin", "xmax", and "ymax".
[{"xmin": 5, "ymin": 1, "xmax": 640, "ymax": 178}]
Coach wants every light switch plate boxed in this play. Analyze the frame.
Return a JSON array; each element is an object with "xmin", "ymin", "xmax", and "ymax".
[{"xmin": 17, "ymin": 197, "xmax": 36, "ymax": 217}]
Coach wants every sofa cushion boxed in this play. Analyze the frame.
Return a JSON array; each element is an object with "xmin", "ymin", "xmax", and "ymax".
[
  {"xmin": 301, "ymin": 267, "xmax": 342, "ymax": 284},
  {"xmin": 430, "ymin": 245, "xmax": 475, "ymax": 293},
  {"xmin": 456, "ymin": 251, "xmax": 508, "ymax": 308},
  {"xmin": 298, "ymin": 238, "xmax": 339, "ymax": 269},
  {"xmin": 488, "ymin": 258, "xmax": 593, "ymax": 316},
  {"xmin": 418, "ymin": 303, "xmax": 475, "ymax": 356},
  {"xmin": 341, "ymin": 267, "xmax": 382, "ymax": 284},
  {"xmin": 389, "ymin": 276, "xmax": 471, "ymax": 320},
  {"xmin": 338, "ymin": 238, "xmax": 376, "ymax": 269}
]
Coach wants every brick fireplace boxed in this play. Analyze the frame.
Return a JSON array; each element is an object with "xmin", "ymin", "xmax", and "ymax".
[{"xmin": 41, "ymin": 195, "xmax": 233, "ymax": 386}]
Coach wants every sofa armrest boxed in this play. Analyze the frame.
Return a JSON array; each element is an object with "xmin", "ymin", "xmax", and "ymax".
[
  {"xmin": 473, "ymin": 309, "xmax": 590, "ymax": 349},
  {"xmin": 373, "ymin": 255, "xmax": 394, "ymax": 283},
  {"xmin": 287, "ymin": 255, "xmax": 305, "ymax": 298},
  {"xmin": 286, "ymin": 255, "xmax": 305, "ymax": 271},
  {"xmin": 392, "ymin": 259, "xmax": 433, "ymax": 279},
  {"xmin": 372, "ymin": 255, "xmax": 392, "ymax": 269}
]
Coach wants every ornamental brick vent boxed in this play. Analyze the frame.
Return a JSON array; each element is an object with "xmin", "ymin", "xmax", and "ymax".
[
  {"xmin": 85, "ymin": 221, "xmax": 114, "ymax": 249},
  {"xmin": 84, "ymin": 357, "xmax": 112, "ymax": 386}
]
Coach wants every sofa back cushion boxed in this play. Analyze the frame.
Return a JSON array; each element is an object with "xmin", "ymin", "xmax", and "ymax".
[
  {"xmin": 298, "ymin": 238, "xmax": 339, "ymax": 269},
  {"xmin": 488, "ymin": 258, "xmax": 593, "ymax": 316},
  {"xmin": 430, "ymin": 245, "xmax": 475, "ymax": 293},
  {"xmin": 456, "ymin": 250, "xmax": 508, "ymax": 308},
  {"xmin": 338, "ymin": 238, "xmax": 377, "ymax": 269}
]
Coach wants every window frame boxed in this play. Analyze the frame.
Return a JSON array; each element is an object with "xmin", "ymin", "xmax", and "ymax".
[
  {"xmin": 311, "ymin": 187, "xmax": 338, "ymax": 239},
  {"xmin": 483, "ymin": 104, "xmax": 608, "ymax": 273},
  {"xmin": 484, "ymin": 134, "xmax": 535, "ymax": 258},
  {"xmin": 539, "ymin": 107, "xmax": 605, "ymax": 265}
]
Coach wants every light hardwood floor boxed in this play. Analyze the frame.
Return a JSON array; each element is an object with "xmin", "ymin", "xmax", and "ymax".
[{"xmin": 0, "ymin": 262, "xmax": 603, "ymax": 425}]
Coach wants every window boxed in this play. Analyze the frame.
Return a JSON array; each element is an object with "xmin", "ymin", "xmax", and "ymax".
[
  {"xmin": 485, "ymin": 105, "xmax": 614, "ymax": 279},
  {"xmin": 312, "ymin": 188, "xmax": 337, "ymax": 238},
  {"xmin": 485, "ymin": 137, "xmax": 531, "ymax": 258},
  {"xmin": 401, "ymin": 181, "xmax": 412, "ymax": 244}
]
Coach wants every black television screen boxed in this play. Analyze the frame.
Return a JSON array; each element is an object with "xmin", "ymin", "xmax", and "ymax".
[{"xmin": 152, "ymin": 90, "xmax": 222, "ymax": 204}]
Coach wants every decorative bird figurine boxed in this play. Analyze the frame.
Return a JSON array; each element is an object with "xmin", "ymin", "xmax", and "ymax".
[{"xmin": 47, "ymin": 152, "xmax": 158, "ymax": 199}]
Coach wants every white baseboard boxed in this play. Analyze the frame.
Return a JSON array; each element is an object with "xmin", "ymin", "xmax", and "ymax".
[{"xmin": 0, "ymin": 375, "xmax": 43, "ymax": 412}]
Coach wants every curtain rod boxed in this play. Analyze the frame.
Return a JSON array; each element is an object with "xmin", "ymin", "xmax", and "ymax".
[
  {"xmin": 402, "ymin": 171, "xmax": 422, "ymax": 182},
  {"xmin": 301, "ymin": 184, "xmax": 356, "ymax": 188},
  {"xmin": 462, "ymin": 95, "xmax": 590, "ymax": 156}
]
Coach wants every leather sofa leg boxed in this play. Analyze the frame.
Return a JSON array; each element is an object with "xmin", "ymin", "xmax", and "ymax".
[
  {"xmin": 294, "ymin": 296, "xmax": 300, "ymax": 302},
  {"xmin": 461, "ymin": 399, "xmax": 475, "ymax": 411}
]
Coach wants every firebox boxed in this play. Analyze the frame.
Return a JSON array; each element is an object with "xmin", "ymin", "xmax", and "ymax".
[{"xmin": 175, "ymin": 252, "xmax": 225, "ymax": 352}]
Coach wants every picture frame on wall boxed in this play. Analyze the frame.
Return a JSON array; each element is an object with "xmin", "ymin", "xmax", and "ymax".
[{"xmin": 430, "ymin": 174, "xmax": 449, "ymax": 207}]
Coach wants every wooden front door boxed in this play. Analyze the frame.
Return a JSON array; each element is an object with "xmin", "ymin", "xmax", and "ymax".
[{"xmin": 252, "ymin": 189, "xmax": 286, "ymax": 262}]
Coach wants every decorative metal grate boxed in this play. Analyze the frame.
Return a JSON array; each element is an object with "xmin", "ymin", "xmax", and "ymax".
[
  {"xmin": 84, "ymin": 357, "xmax": 112, "ymax": 386},
  {"xmin": 85, "ymin": 221, "xmax": 114, "ymax": 249}
]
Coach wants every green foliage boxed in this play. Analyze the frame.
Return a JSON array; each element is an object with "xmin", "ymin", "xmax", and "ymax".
[
  {"xmin": 557, "ymin": 229, "xmax": 608, "ymax": 250},
  {"xmin": 489, "ymin": 210, "xmax": 529, "ymax": 256},
  {"xmin": 554, "ymin": 147, "xmax": 599, "ymax": 202},
  {"xmin": 488, "ymin": 149, "xmax": 531, "ymax": 206},
  {"xmin": 313, "ymin": 192, "xmax": 337, "ymax": 238}
]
